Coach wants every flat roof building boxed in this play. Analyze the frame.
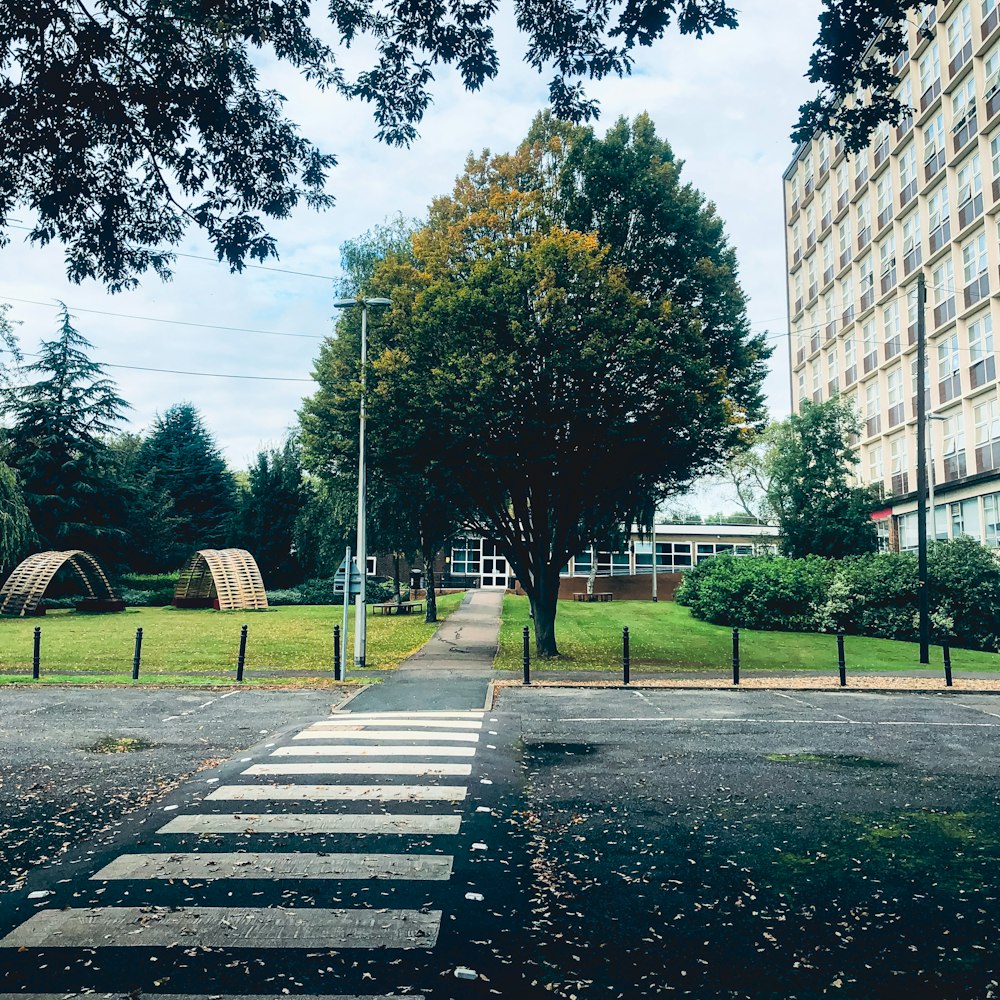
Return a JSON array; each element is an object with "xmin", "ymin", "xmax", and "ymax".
[{"xmin": 784, "ymin": 0, "xmax": 1000, "ymax": 551}]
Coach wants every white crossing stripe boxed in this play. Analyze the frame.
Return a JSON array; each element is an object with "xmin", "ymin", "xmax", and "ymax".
[
  {"xmin": 208, "ymin": 783, "xmax": 467, "ymax": 802},
  {"xmin": 340, "ymin": 711, "xmax": 484, "ymax": 718},
  {"xmin": 295, "ymin": 729, "xmax": 480, "ymax": 742},
  {"xmin": 159, "ymin": 813, "xmax": 462, "ymax": 835},
  {"xmin": 0, "ymin": 906, "xmax": 440, "ymax": 949},
  {"xmin": 271, "ymin": 745, "xmax": 476, "ymax": 758},
  {"xmin": 92, "ymin": 852, "xmax": 453, "ymax": 881},
  {"xmin": 312, "ymin": 719, "xmax": 482, "ymax": 730},
  {"xmin": 245, "ymin": 762, "xmax": 473, "ymax": 777}
]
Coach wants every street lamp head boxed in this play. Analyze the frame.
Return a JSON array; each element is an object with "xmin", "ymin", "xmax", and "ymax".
[
  {"xmin": 332, "ymin": 296, "xmax": 392, "ymax": 308},
  {"xmin": 332, "ymin": 298, "xmax": 356, "ymax": 309},
  {"xmin": 364, "ymin": 297, "xmax": 392, "ymax": 306}
]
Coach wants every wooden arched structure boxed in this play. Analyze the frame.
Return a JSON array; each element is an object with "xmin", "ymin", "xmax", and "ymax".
[
  {"xmin": 0, "ymin": 550, "xmax": 121, "ymax": 617},
  {"xmin": 174, "ymin": 548, "xmax": 269, "ymax": 611}
]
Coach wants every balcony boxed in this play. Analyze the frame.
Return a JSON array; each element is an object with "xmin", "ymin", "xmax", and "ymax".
[
  {"xmin": 903, "ymin": 246, "xmax": 922, "ymax": 275},
  {"xmin": 970, "ymin": 355, "xmax": 997, "ymax": 388},
  {"xmin": 963, "ymin": 272, "xmax": 989, "ymax": 309},
  {"xmin": 934, "ymin": 296, "xmax": 957, "ymax": 327},
  {"xmin": 957, "ymin": 193, "xmax": 983, "ymax": 231},
  {"xmin": 929, "ymin": 219, "xmax": 951, "ymax": 254},
  {"xmin": 939, "ymin": 371, "xmax": 962, "ymax": 403}
]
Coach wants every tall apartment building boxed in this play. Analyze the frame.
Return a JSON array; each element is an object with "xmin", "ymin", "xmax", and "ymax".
[{"xmin": 784, "ymin": 0, "xmax": 1000, "ymax": 552}]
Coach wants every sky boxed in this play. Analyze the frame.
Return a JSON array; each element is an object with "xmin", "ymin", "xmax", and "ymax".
[{"xmin": 1, "ymin": 1, "xmax": 825, "ymax": 505}]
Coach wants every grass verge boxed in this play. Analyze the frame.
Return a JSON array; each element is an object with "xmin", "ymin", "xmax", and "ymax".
[
  {"xmin": 497, "ymin": 594, "xmax": 1000, "ymax": 673},
  {"xmin": 0, "ymin": 594, "xmax": 464, "ymax": 683}
]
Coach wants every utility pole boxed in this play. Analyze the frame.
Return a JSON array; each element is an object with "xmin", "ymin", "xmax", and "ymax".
[{"xmin": 915, "ymin": 272, "xmax": 930, "ymax": 664}]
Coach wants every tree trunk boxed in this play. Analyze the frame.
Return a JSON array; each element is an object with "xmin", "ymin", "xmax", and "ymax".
[
  {"xmin": 424, "ymin": 551, "xmax": 438, "ymax": 623},
  {"xmin": 529, "ymin": 572, "xmax": 560, "ymax": 658},
  {"xmin": 392, "ymin": 554, "xmax": 401, "ymax": 604}
]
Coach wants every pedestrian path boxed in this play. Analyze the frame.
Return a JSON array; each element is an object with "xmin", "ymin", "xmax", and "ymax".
[{"xmin": 0, "ymin": 708, "xmax": 498, "ymax": 997}]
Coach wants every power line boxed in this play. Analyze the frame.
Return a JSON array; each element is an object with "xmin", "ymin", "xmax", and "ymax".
[{"xmin": 0, "ymin": 294, "xmax": 326, "ymax": 340}]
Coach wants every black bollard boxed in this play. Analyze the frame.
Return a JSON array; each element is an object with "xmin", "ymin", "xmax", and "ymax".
[
  {"xmin": 522, "ymin": 626, "xmax": 531, "ymax": 685},
  {"xmin": 32, "ymin": 626, "xmax": 40, "ymax": 680},
  {"xmin": 333, "ymin": 624, "xmax": 342, "ymax": 682},
  {"xmin": 623, "ymin": 626, "xmax": 630, "ymax": 685},
  {"xmin": 236, "ymin": 624, "xmax": 248, "ymax": 683},
  {"xmin": 943, "ymin": 640, "xmax": 953, "ymax": 688},
  {"xmin": 132, "ymin": 627, "xmax": 143, "ymax": 680},
  {"xmin": 837, "ymin": 633, "xmax": 846, "ymax": 687},
  {"xmin": 732, "ymin": 628, "xmax": 740, "ymax": 686}
]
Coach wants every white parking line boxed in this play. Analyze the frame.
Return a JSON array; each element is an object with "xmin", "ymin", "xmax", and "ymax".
[
  {"xmin": 559, "ymin": 716, "xmax": 1000, "ymax": 727},
  {"xmin": 158, "ymin": 813, "xmax": 461, "ymax": 835},
  {"xmin": 245, "ymin": 762, "xmax": 473, "ymax": 776},
  {"xmin": 271, "ymin": 745, "xmax": 476, "ymax": 758},
  {"xmin": 774, "ymin": 690, "xmax": 857, "ymax": 723},
  {"xmin": 295, "ymin": 729, "xmax": 481, "ymax": 742}
]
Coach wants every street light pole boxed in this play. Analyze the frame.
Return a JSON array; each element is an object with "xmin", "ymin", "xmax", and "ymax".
[
  {"xmin": 333, "ymin": 295, "xmax": 391, "ymax": 668},
  {"xmin": 915, "ymin": 272, "xmax": 930, "ymax": 665},
  {"xmin": 926, "ymin": 413, "xmax": 947, "ymax": 542}
]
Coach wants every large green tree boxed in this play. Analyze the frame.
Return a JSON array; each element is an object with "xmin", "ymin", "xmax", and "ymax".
[
  {"xmin": 1, "ymin": 307, "xmax": 130, "ymax": 563},
  {"xmin": 319, "ymin": 115, "xmax": 768, "ymax": 655},
  {"xmin": 765, "ymin": 398, "xmax": 880, "ymax": 560},
  {"xmin": 0, "ymin": 1, "xmax": 743, "ymax": 289},
  {"xmin": 234, "ymin": 437, "xmax": 306, "ymax": 588},
  {"xmin": 138, "ymin": 403, "xmax": 237, "ymax": 569}
]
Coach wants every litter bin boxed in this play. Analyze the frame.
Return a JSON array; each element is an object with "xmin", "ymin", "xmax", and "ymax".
[{"xmin": 409, "ymin": 570, "xmax": 423, "ymax": 591}]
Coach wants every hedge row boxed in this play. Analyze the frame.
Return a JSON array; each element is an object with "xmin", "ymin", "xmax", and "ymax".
[{"xmin": 675, "ymin": 536, "xmax": 1000, "ymax": 652}]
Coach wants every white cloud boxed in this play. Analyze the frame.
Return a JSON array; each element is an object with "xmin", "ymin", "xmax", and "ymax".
[{"xmin": 2, "ymin": 0, "xmax": 822, "ymax": 483}]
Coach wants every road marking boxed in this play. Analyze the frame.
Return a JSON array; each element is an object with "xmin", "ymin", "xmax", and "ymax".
[
  {"xmin": 0, "ymin": 906, "xmax": 441, "ymax": 949},
  {"xmin": 774, "ymin": 690, "xmax": 857, "ymax": 723},
  {"xmin": 92, "ymin": 852, "xmax": 453, "ymax": 881},
  {"xmin": 338, "ymin": 711, "xmax": 484, "ymax": 719},
  {"xmin": 245, "ymin": 762, "xmax": 473, "ymax": 777},
  {"xmin": 271, "ymin": 745, "xmax": 476, "ymax": 758},
  {"xmin": 208, "ymin": 783, "xmax": 467, "ymax": 802},
  {"xmin": 158, "ymin": 813, "xmax": 462, "ymax": 835},
  {"xmin": 313, "ymin": 719, "xmax": 483, "ymax": 730},
  {"xmin": 558, "ymin": 716, "xmax": 1000, "ymax": 727},
  {"xmin": 295, "ymin": 728, "xmax": 481, "ymax": 742}
]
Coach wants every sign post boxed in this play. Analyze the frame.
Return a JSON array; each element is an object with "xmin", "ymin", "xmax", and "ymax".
[{"xmin": 333, "ymin": 547, "xmax": 363, "ymax": 677}]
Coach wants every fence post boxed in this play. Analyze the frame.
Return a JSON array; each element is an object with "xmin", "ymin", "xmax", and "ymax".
[
  {"xmin": 943, "ymin": 640, "xmax": 953, "ymax": 688},
  {"xmin": 132, "ymin": 627, "xmax": 143, "ymax": 680},
  {"xmin": 32, "ymin": 626, "xmax": 40, "ymax": 680},
  {"xmin": 236, "ymin": 624, "xmax": 248, "ymax": 683},
  {"xmin": 837, "ymin": 633, "xmax": 846, "ymax": 687},
  {"xmin": 622, "ymin": 626, "xmax": 630, "ymax": 685},
  {"xmin": 522, "ymin": 626, "xmax": 531, "ymax": 685},
  {"xmin": 333, "ymin": 624, "xmax": 342, "ymax": 682},
  {"xmin": 732, "ymin": 628, "xmax": 740, "ymax": 686}
]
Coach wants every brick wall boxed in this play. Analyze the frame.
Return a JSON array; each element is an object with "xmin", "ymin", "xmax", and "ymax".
[{"xmin": 514, "ymin": 573, "xmax": 684, "ymax": 601}]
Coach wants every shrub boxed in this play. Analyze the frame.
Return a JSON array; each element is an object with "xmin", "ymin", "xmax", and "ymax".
[
  {"xmin": 676, "ymin": 554, "xmax": 832, "ymax": 631},
  {"xmin": 266, "ymin": 577, "xmax": 401, "ymax": 606},
  {"xmin": 928, "ymin": 536, "xmax": 1000, "ymax": 651}
]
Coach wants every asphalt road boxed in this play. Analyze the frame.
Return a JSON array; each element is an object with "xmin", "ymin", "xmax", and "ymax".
[{"xmin": 2, "ymin": 687, "xmax": 1000, "ymax": 998}]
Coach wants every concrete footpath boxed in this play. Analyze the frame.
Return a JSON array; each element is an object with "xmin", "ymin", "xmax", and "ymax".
[{"xmin": 347, "ymin": 589, "xmax": 503, "ymax": 713}]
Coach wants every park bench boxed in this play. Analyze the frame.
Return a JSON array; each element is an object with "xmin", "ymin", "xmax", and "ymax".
[
  {"xmin": 372, "ymin": 600, "xmax": 425, "ymax": 616},
  {"xmin": 572, "ymin": 592, "xmax": 613, "ymax": 602}
]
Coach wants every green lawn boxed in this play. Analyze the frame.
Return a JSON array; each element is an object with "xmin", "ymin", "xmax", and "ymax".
[
  {"xmin": 497, "ymin": 595, "xmax": 1000, "ymax": 673},
  {"xmin": 0, "ymin": 594, "xmax": 464, "ymax": 684}
]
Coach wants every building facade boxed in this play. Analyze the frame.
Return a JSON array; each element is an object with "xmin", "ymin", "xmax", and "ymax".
[{"xmin": 784, "ymin": 0, "xmax": 1000, "ymax": 551}]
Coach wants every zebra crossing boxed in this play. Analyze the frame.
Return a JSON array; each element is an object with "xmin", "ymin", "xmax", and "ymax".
[{"xmin": 0, "ymin": 708, "xmax": 493, "ymax": 997}]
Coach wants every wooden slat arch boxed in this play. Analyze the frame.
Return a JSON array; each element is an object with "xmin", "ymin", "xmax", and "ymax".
[
  {"xmin": 174, "ymin": 549, "xmax": 269, "ymax": 611},
  {"xmin": 0, "ymin": 550, "xmax": 119, "ymax": 617}
]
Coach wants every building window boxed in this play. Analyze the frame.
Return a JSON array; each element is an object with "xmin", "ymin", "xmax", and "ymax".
[
  {"xmin": 844, "ymin": 335, "xmax": 858, "ymax": 386},
  {"xmin": 450, "ymin": 538, "xmax": 481, "ymax": 577},
  {"xmin": 857, "ymin": 194, "xmax": 872, "ymax": 250},
  {"xmin": 969, "ymin": 312, "xmax": 996, "ymax": 388},
  {"xmin": 899, "ymin": 142, "xmax": 918, "ymax": 206},
  {"xmin": 879, "ymin": 235, "xmax": 897, "ymax": 295},
  {"xmin": 947, "ymin": 2, "xmax": 973, "ymax": 76},
  {"xmin": 841, "ymin": 274, "xmax": 855, "ymax": 325},
  {"xmin": 956, "ymin": 152, "xmax": 983, "ymax": 229},
  {"xmin": 951, "ymin": 497, "xmax": 981, "ymax": 539},
  {"xmin": 868, "ymin": 442, "xmax": 885, "ymax": 485},
  {"xmin": 919, "ymin": 42, "xmax": 941, "ymax": 110},
  {"xmin": 975, "ymin": 395, "xmax": 1000, "ymax": 471},
  {"xmin": 875, "ymin": 517, "xmax": 890, "ymax": 551},
  {"xmin": 837, "ymin": 161, "xmax": 850, "ymax": 212},
  {"xmin": 962, "ymin": 230, "xmax": 989, "ymax": 307},
  {"xmin": 924, "ymin": 112, "xmax": 946, "ymax": 179},
  {"xmin": 887, "ymin": 366, "xmax": 905, "ymax": 426},
  {"xmin": 866, "ymin": 379, "xmax": 882, "ymax": 437},
  {"xmin": 637, "ymin": 542, "xmax": 694, "ymax": 573},
  {"xmin": 876, "ymin": 171, "xmax": 894, "ymax": 230},
  {"xmin": 985, "ymin": 493, "xmax": 1000, "ymax": 547},
  {"xmin": 931, "ymin": 255, "xmax": 956, "ymax": 327},
  {"xmin": 912, "ymin": 353, "xmax": 931, "ymax": 417},
  {"xmin": 897, "ymin": 511, "xmax": 919, "ymax": 552},
  {"xmin": 883, "ymin": 300, "xmax": 901, "ymax": 359},
  {"xmin": 902, "ymin": 210, "xmax": 922, "ymax": 275},
  {"xmin": 863, "ymin": 317, "xmax": 879, "ymax": 373},
  {"xmin": 859, "ymin": 253, "xmax": 875, "ymax": 311},
  {"xmin": 890, "ymin": 433, "xmax": 909, "ymax": 495},
  {"xmin": 827, "ymin": 347, "xmax": 840, "ymax": 396},
  {"xmin": 951, "ymin": 71, "xmax": 977, "ymax": 150},
  {"xmin": 942, "ymin": 411, "xmax": 968, "ymax": 480},
  {"xmin": 938, "ymin": 332, "xmax": 962, "ymax": 402},
  {"xmin": 927, "ymin": 181, "xmax": 951, "ymax": 252},
  {"xmin": 987, "ymin": 0, "xmax": 1000, "ymax": 42},
  {"xmin": 838, "ymin": 217, "xmax": 853, "ymax": 270}
]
